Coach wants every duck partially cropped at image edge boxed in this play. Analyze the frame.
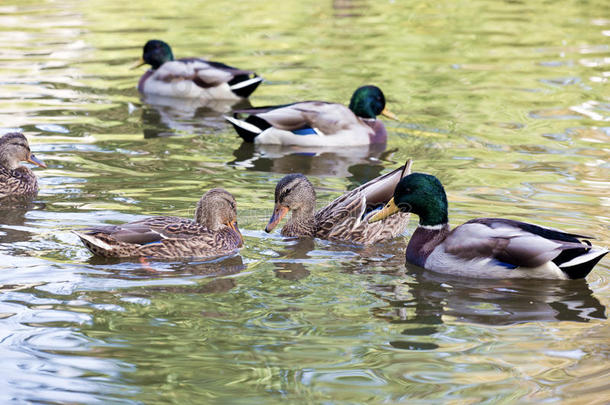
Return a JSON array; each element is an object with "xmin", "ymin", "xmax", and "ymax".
[
  {"xmin": 369, "ymin": 173, "xmax": 608, "ymax": 280},
  {"xmin": 0, "ymin": 132, "xmax": 46, "ymax": 198},
  {"xmin": 225, "ymin": 85, "xmax": 397, "ymax": 146},
  {"xmin": 74, "ymin": 188, "xmax": 243, "ymax": 259},
  {"xmin": 132, "ymin": 39, "xmax": 263, "ymax": 100}
]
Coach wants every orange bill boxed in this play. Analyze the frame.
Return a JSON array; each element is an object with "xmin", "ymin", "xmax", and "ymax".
[
  {"xmin": 27, "ymin": 153, "xmax": 46, "ymax": 168},
  {"xmin": 227, "ymin": 220, "xmax": 244, "ymax": 247},
  {"xmin": 265, "ymin": 204, "xmax": 289, "ymax": 233}
]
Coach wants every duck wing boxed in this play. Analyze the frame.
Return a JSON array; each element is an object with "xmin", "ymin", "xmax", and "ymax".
[
  {"xmin": 155, "ymin": 59, "xmax": 255, "ymax": 88},
  {"xmin": 80, "ymin": 216, "xmax": 206, "ymax": 245},
  {"xmin": 444, "ymin": 218, "xmax": 596, "ymax": 268},
  {"xmin": 237, "ymin": 101, "xmax": 359, "ymax": 133},
  {"xmin": 315, "ymin": 159, "xmax": 412, "ymax": 244}
]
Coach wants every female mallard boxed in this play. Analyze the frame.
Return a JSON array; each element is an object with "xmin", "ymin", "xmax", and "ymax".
[
  {"xmin": 0, "ymin": 132, "xmax": 46, "ymax": 198},
  {"xmin": 264, "ymin": 159, "xmax": 412, "ymax": 244},
  {"xmin": 74, "ymin": 188, "xmax": 243, "ymax": 259},
  {"xmin": 132, "ymin": 39, "xmax": 263, "ymax": 100},
  {"xmin": 225, "ymin": 85, "xmax": 397, "ymax": 146},
  {"xmin": 369, "ymin": 173, "xmax": 608, "ymax": 279}
]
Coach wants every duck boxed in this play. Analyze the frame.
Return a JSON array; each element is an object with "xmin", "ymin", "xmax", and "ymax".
[
  {"xmin": 0, "ymin": 132, "xmax": 46, "ymax": 198},
  {"xmin": 224, "ymin": 85, "xmax": 398, "ymax": 146},
  {"xmin": 369, "ymin": 172, "xmax": 608, "ymax": 279},
  {"xmin": 264, "ymin": 159, "xmax": 412, "ymax": 244},
  {"xmin": 132, "ymin": 39, "xmax": 263, "ymax": 100},
  {"xmin": 74, "ymin": 188, "xmax": 243, "ymax": 259}
]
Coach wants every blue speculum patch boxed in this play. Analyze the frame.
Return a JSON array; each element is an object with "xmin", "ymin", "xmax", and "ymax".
[{"xmin": 292, "ymin": 127, "xmax": 317, "ymax": 135}]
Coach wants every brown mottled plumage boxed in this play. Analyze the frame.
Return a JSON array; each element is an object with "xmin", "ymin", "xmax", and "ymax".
[
  {"xmin": 264, "ymin": 159, "xmax": 412, "ymax": 245},
  {"xmin": 0, "ymin": 132, "xmax": 46, "ymax": 198},
  {"xmin": 73, "ymin": 188, "xmax": 243, "ymax": 259}
]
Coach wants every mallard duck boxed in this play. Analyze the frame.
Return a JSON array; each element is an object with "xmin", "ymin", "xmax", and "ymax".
[
  {"xmin": 132, "ymin": 39, "xmax": 263, "ymax": 100},
  {"xmin": 264, "ymin": 159, "xmax": 412, "ymax": 244},
  {"xmin": 369, "ymin": 173, "xmax": 608, "ymax": 279},
  {"xmin": 74, "ymin": 188, "xmax": 243, "ymax": 259},
  {"xmin": 0, "ymin": 132, "xmax": 46, "ymax": 198},
  {"xmin": 224, "ymin": 85, "xmax": 397, "ymax": 146}
]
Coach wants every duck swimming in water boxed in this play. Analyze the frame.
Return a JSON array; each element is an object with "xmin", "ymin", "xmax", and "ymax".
[
  {"xmin": 132, "ymin": 39, "xmax": 263, "ymax": 100},
  {"xmin": 225, "ymin": 85, "xmax": 397, "ymax": 146},
  {"xmin": 370, "ymin": 173, "xmax": 608, "ymax": 279},
  {"xmin": 0, "ymin": 132, "xmax": 46, "ymax": 198}
]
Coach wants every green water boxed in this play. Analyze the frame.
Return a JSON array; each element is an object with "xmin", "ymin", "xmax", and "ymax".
[{"xmin": 1, "ymin": 0, "xmax": 609, "ymax": 403}]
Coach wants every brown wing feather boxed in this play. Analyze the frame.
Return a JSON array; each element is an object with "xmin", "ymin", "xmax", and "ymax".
[{"xmin": 314, "ymin": 159, "xmax": 412, "ymax": 244}]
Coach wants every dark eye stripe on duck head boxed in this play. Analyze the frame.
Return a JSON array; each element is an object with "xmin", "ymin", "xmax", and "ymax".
[
  {"xmin": 348, "ymin": 85, "xmax": 386, "ymax": 119},
  {"xmin": 142, "ymin": 40, "xmax": 174, "ymax": 69},
  {"xmin": 275, "ymin": 173, "xmax": 312, "ymax": 204}
]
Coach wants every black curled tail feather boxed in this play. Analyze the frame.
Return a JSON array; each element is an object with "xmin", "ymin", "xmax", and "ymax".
[{"xmin": 228, "ymin": 74, "xmax": 263, "ymax": 98}]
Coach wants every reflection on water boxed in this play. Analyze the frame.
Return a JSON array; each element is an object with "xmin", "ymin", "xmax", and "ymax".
[
  {"xmin": 231, "ymin": 142, "xmax": 390, "ymax": 179},
  {"xmin": 0, "ymin": 0, "xmax": 608, "ymax": 403},
  {"xmin": 373, "ymin": 264, "xmax": 606, "ymax": 330},
  {"xmin": 140, "ymin": 95, "xmax": 253, "ymax": 138}
]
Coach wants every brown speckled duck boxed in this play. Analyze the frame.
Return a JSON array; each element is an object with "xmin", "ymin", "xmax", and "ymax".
[
  {"xmin": 264, "ymin": 159, "xmax": 412, "ymax": 245},
  {"xmin": 74, "ymin": 188, "xmax": 243, "ymax": 259},
  {"xmin": 0, "ymin": 132, "xmax": 46, "ymax": 198}
]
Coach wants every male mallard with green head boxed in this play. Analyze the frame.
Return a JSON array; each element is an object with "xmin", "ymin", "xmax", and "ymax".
[
  {"xmin": 74, "ymin": 188, "xmax": 243, "ymax": 259},
  {"xmin": 370, "ymin": 173, "xmax": 608, "ymax": 279},
  {"xmin": 0, "ymin": 132, "xmax": 46, "ymax": 198},
  {"xmin": 264, "ymin": 159, "xmax": 412, "ymax": 244},
  {"xmin": 132, "ymin": 39, "xmax": 263, "ymax": 100},
  {"xmin": 225, "ymin": 85, "xmax": 398, "ymax": 146}
]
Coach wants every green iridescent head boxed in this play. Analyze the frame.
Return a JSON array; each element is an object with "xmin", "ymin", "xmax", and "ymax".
[
  {"xmin": 370, "ymin": 173, "xmax": 449, "ymax": 226},
  {"xmin": 348, "ymin": 85, "xmax": 396, "ymax": 120},
  {"xmin": 139, "ymin": 40, "xmax": 174, "ymax": 69}
]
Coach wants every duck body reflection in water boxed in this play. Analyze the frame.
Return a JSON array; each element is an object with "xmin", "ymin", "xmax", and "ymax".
[{"xmin": 373, "ymin": 263, "xmax": 606, "ymax": 328}]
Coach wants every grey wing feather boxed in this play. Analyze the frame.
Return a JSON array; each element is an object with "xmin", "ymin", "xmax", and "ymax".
[{"xmin": 444, "ymin": 220, "xmax": 591, "ymax": 267}]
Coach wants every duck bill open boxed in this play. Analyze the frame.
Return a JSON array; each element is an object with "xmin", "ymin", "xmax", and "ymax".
[
  {"xmin": 381, "ymin": 107, "xmax": 399, "ymax": 121},
  {"xmin": 27, "ymin": 153, "xmax": 46, "ymax": 168},
  {"xmin": 130, "ymin": 57, "xmax": 146, "ymax": 70},
  {"xmin": 227, "ymin": 220, "xmax": 243, "ymax": 247},
  {"xmin": 265, "ymin": 204, "xmax": 289, "ymax": 233},
  {"xmin": 369, "ymin": 198, "xmax": 401, "ymax": 223}
]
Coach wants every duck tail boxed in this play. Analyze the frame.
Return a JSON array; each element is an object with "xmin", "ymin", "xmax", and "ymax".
[
  {"xmin": 229, "ymin": 75, "xmax": 263, "ymax": 98},
  {"xmin": 72, "ymin": 230, "xmax": 114, "ymax": 257},
  {"xmin": 556, "ymin": 243, "xmax": 608, "ymax": 279},
  {"xmin": 224, "ymin": 114, "xmax": 271, "ymax": 143}
]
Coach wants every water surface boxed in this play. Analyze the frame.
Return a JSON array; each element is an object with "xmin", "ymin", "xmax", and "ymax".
[{"xmin": 1, "ymin": 0, "xmax": 609, "ymax": 403}]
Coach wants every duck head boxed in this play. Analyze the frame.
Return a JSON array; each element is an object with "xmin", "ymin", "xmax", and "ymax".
[
  {"xmin": 265, "ymin": 174, "xmax": 316, "ymax": 233},
  {"xmin": 348, "ymin": 85, "xmax": 397, "ymax": 120},
  {"xmin": 132, "ymin": 39, "xmax": 174, "ymax": 70},
  {"xmin": 0, "ymin": 132, "xmax": 46, "ymax": 171},
  {"xmin": 195, "ymin": 188, "xmax": 242, "ymax": 246},
  {"xmin": 369, "ymin": 173, "xmax": 448, "ymax": 226}
]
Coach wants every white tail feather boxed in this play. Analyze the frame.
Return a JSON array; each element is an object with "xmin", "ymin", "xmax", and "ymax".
[
  {"xmin": 230, "ymin": 76, "xmax": 263, "ymax": 90},
  {"xmin": 560, "ymin": 246, "xmax": 608, "ymax": 269},
  {"xmin": 72, "ymin": 231, "xmax": 113, "ymax": 251},
  {"xmin": 224, "ymin": 115, "xmax": 263, "ymax": 134}
]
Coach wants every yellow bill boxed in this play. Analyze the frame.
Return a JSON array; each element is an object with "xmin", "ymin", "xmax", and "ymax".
[
  {"xmin": 369, "ymin": 197, "xmax": 400, "ymax": 223},
  {"xmin": 130, "ymin": 57, "xmax": 146, "ymax": 70},
  {"xmin": 381, "ymin": 107, "xmax": 399, "ymax": 121}
]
